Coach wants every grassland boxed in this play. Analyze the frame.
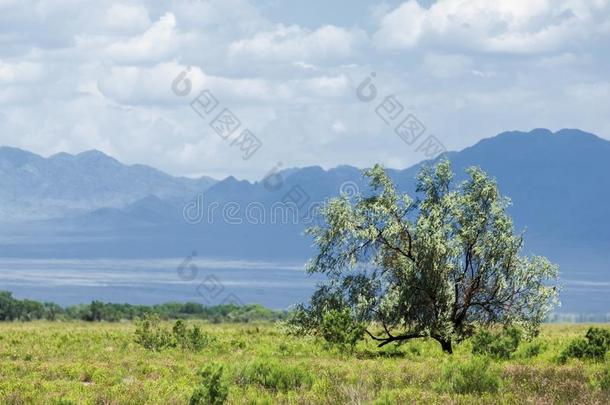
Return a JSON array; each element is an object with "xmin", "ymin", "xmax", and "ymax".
[{"xmin": 0, "ymin": 322, "xmax": 609, "ymax": 404}]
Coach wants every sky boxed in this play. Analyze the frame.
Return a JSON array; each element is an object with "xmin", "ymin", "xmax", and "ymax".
[{"xmin": 1, "ymin": 0, "xmax": 609, "ymax": 180}]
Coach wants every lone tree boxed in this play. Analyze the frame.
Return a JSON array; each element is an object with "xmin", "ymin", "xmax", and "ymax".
[{"xmin": 291, "ymin": 161, "xmax": 558, "ymax": 353}]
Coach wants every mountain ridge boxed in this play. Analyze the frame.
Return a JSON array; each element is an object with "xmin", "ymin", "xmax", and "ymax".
[
  {"xmin": 0, "ymin": 146, "xmax": 217, "ymax": 222},
  {"xmin": 1, "ymin": 128, "xmax": 609, "ymax": 312}
]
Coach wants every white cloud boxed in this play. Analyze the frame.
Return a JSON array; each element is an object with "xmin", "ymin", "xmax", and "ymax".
[
  {"xmin": 105, "ymin": 12, "xmax": 178, "ymax": 63},
  {"xmin": 566, "ymin": 81, "xmax": 610, "ymax": 100},
  {"xmin": 229, "ymin": 24, "xmax": 365, "ymax": 62},
  {"xmin": 374, "ymin": 0, "xmax": 610, "ymax": 53},
  {"xmin": 169, "ymin": 0, "xmax": 264, "ymax": 32},
  {"xmin": 293, "ymin": 61, "xmax": 318, "ymax": 71},
  {"xmin": 293, "ymin": 75, "xmax": 350, "ymax": 99},
  {"xmin": 374, "ymin": 1, "xmax": 426, "ymax": 48},
  {"xmin": 103, "ymin": 3, "xmax": 151, "ymax": 33},
  {"xmin": 0, "ymin": 0, "xmax": 609, "ymax": 180},
  {"xmin": 332, "ymin": 120, "xmax": 347, "ymax": 133},
  {"xmin": 422, "ymin": 53, "xmax": 473, "ymax": 78},
  {"xmin": 0, "ymin": 60, "xmax": 44, "ymax": 83},
  {"xmin": 97, "ymin": 62, "xmax": 350, "ymax": 105}
]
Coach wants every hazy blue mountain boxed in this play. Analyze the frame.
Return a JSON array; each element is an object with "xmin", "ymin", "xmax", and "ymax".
[
  {"xmin": 423, "ymin": 128, "xmax": 610, "ymax": 242},
  {"xmin": 358, "ymin": 128, "xmax": 610, "ymax": 247},
  {"xmin": 1, "ymin": 129, "xmax": 609, "ymax": 312},
  {"xmin": 0, "ymin": 147, "xmax": 216, "ymax": 221},
  {"xmin": 2, "ymin": 128, "xmax": 609, "ymax": 257},
  {"xmin": 178, "ymin": 127, "xmax": 610, "ymax": 249}
]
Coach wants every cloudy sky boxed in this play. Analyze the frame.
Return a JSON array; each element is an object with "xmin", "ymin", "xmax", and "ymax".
[{"xmin": 1, "ymin": 0, "xmax": 609, "ymax": 179}]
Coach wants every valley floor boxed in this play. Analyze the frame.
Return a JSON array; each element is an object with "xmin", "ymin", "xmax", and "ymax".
[{"xmin": 0, "ymin": 322, "xmax": 609, "ymax": 404}]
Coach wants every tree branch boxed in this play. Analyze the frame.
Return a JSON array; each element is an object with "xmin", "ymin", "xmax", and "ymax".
[{"xmin": 364, "ymin": 329, "xmax": 424, "ymax": 347}]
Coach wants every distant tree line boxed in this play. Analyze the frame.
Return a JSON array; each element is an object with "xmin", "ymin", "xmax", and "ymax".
[
  {"xmin": 0, "ymin": 291, "xmax": 286, "ymax": 322},
  {"xmin": 547, "ymin": 313, "xmax": 610, "ymax": 323}
]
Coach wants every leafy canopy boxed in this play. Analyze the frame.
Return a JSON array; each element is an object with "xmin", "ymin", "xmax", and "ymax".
[{"xmin": 293, "ymin": 160, "xmax": 559, "ymax": 352}]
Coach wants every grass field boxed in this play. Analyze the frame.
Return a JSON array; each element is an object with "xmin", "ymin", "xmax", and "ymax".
[{"xmin": 0, "ymin": 322, "xmax": 609, "ymax": 404}]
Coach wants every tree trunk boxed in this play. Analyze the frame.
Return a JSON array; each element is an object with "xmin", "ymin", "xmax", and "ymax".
[
  {"xmin": 438, "ymin": 339, "xmax": 453, "ymax": 354},
  {"xmin": 431, "ymin": 335, "xmax": 453, "ymax": 353}
]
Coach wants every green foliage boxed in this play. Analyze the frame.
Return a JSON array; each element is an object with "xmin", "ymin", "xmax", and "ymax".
[
  {"xmin": 320, "ymin": 308, "xmax": 365, "ymax": 348},
  {"xmin": 237, "ymin": 359, "xmax": 313, "ymax": 392},
  {"xmin": 1, "ymin": 322, "xmax": 609, "ymax": 404},
  {"xmin": 520, "ymin": 340, "xmax": 546, "ymax": 358},
  {"xmin": 134, "ymin": 314, "xmax": 174, "ymax": 351},
  {"xmin": 173, "ymin": 320, "xmax": 215, "ymax": 351},
  {"xmin": 0, "ymin": 291, "xmax": 286, "ymax": 323},
  {"xmin": 0, "ymin": 291, "xmax": 47, "ymax": 321},
  {"xmin": 438, "ymin": 357, "xmax": 501, "ymax": 394},
  {"xmin": 599, "ymin": 366, "xmax": 610, "ymax": 392},
  {"xmin": 471, "ymin": 327, "xmax": 522, "ymax": 359},
  {"xmin": 559, "ymin": 327, "xmax": 610, "ymax": 363},
  {"xmin": 285, "ymin": 288, "xmax": 343, "ymax": 335},
  {"xmin": 189, "ymin": 364, "xmax": 228, "ymax": 405},
  {"xmin": 83, "ymin": 300, "xmax": 104, "ymax": 321},
  {"xmin": 135, "ymin": 316, "xmax": 214, "ymax": 352},
  {"xmin": 299, "ymin": 160, "xmax": 559, "ymax": 352}
]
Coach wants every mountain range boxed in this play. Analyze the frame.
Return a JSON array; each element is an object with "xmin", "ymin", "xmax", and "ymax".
[
  {"xmin": 1, "ymin": 128, "xmax": 609, "ymax": 312},
  {"xmin": 0, "ymin": 147, "xmax": 216, "ymax": 222}
]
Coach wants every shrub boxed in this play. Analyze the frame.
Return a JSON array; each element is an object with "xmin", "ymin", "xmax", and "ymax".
[
  {"xmin": 134, "ymin": 314, "xmax": 173, "ymax": 351},
  {"xmin": 173, "ymin": 320, "xmax": 215, "ymax": 351},
  {"xmin": 190, "ymin": 364, "xmax": 228, "ymax": 405},
  {"xmin": 438, "ymin": 357, "xmax": 501, "ymax": 394},
  {"xmin": 559, "ymin": 327, "xmax": 610, "ymax": 363},
  {"xmin": 320, "ymin": 308, "xmax": 365, "ymax": 348},
  {"xmin": 520, "ymin": 341, "xmax": 546, "ymax": 358},
  {"xmin": 471, "ymin": 327, "xmax": 522, "ymax": 359},
  {"xmin": 237, "ymin": 359, "xmax": 313, "ymax": 392},
  {"xmin": 135, "ymin": 317, "xmax": 214, "ymax": 351}
]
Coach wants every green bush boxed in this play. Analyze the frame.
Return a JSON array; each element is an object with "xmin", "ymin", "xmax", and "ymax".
[
  {"xmin": 237, "ymin": 359, "xmax": 313, "ymax": 392},
  {"xmin": 438, "ymin": 357, "xmax": 501, "ymax": 394},
  {"xmin": 190, "ymin": 364, "xmax": 228, "ymax": 405},
  {"xmin": 520, "ymin": 341, "xmax": 546, "ymax": 358},
  {"xmin": 471, "ymin": 327, "xmax": 522, "ymax": 359},
  {"xmin": 172, "ymin": 320, "xmax": 215, "ymax": 351},
  {"xmin": 559, "ymin": 327, "xmax": 610, "ymax": 363},
  {"xmin": 134, "ymin": 314, "xmax": 173, "ymax": 351},
  {"xmin": 320, "ymin": 308, "xmax": 365, "ymax": 348},
  {"xmin": 135, "ymin": 317, "xmax": 214, "ymax": 352}
]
